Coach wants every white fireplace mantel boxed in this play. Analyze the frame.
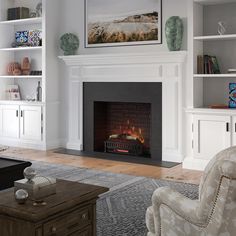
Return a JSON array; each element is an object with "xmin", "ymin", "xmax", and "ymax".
[{"xmin": 60, "ymin": 51, "xmax": 187, "ymax": 163}]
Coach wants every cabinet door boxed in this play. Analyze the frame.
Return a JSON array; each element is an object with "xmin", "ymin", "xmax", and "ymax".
[
  {"xmin": 232, "ymin": 116, "xmax": 236, "ymax": 146},
  {"xmin": 193, "ymin": 115, "xmax": 231, "ymax": 160},
  {"xmin": 20, "ymin": 106, "xmax": 42, "ymax": 141},
  {"xmin": 1, "ymin": 105, "xmax": 19, "ymax": 138}
]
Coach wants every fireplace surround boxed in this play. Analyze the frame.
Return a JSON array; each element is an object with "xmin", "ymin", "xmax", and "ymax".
[
  {"xmin": 59, "ymin": 51, "xmax": 187, "ymax": 164},
  {"xmin": 83, "ymin": 82, "xmax": 162, "ymax": 161}
]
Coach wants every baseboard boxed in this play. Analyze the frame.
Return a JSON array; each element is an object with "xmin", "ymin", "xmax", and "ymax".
[
  {"xmin": 66, "ymin": 142, "xmax": 83, "ymax": 151},
  {"xmin": 183, "ymin": 156, "xmax": 209, "ymax": 171},
  {"xmin": 0, "ymin": 138, "xmax": 46, "ymax": 150},
  {"xmin": 45, "ymin": 139, "xmax": 66, "ymax": 150},
  {"xmin": 162, "ymin": 152, "xmax": 183, "ymax": 163}
]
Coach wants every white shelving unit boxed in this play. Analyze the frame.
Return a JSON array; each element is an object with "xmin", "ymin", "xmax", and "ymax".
[
  {"xmin": 192, "ymin": 0, "xmax": 236, "ymax": 108},
  {"xmin": 0, "ymin": 0, "xmax": 61, "ymax": 150},
  {"xmin": 184, "ymin": 0, "xmax": 236, "ymax": 170}
]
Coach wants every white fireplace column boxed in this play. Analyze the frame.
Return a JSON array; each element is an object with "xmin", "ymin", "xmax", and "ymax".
[{"xmin": 60, "ymin": 52, "xmax": 187, "ymax": 163}]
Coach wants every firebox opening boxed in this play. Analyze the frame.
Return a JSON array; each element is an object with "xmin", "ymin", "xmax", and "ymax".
[{"xmin": 94, "ymin": 102, "xmax": 151, "ymax": 158}]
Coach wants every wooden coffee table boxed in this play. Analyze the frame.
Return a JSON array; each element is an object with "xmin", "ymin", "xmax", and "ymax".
[
  {"xmin": 0, "ymin": 157, "xmax": 31, "ymax": 190},
  {"xmin": 0, "ymin": 179, "xmax": 108, "ymax": 236}
]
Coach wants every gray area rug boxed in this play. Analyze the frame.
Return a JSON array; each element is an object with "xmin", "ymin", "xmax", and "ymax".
[{"xmin": 15, "ymin": 160, "xmax": 199, "ymax": 236}]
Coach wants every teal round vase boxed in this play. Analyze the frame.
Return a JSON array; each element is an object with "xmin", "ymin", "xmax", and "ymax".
[
  {"xmin": 165, "ymin": 16, "xmax": 184, "ymax": 51},
  {"xmin": 60, "ymin": 33, "xmax": 80, "ymax": 56}
]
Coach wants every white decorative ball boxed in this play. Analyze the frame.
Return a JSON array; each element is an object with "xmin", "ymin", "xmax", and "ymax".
[
  {"xmin": 24, "ymin": 167, "xmax": 37, "ymax": 181},
  {"xmin": 15, "ymin": 189, "xmax": 29, "ymax": 204}
]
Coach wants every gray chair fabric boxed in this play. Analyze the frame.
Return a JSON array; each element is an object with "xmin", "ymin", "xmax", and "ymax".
[{"xmin": 146, "ymin": 146, "xmax": 236, "ymax": 236}]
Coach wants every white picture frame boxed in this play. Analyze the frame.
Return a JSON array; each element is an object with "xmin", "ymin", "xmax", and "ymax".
[{"xmin": 85, "ymin": 0, "xmax": 162, "ymax": 48}]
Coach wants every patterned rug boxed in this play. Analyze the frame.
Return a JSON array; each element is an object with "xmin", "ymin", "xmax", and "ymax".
[{"xmin": 12, "ymin": 159, "xmax": 199, "ymax": 236}]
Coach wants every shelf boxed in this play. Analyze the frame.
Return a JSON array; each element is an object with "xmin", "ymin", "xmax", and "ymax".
[
  {"xmin": 0, "ymin": 100, "xmax": 45, "ymax": 106},
  {"xmin": 0, "ymin": 17, "xmax": 42, "ymax": 26},
  {"xmin": 194, "ymin": 0, "xmax": 236, "ymax": 5},
  {"xmin": 186, "ymin": 107, "xmax": 236, "ymax": 115},
  {"xmin": 0, "ymin": 75, "xmax": 42, "ymax": 79},
  {"xmin": 0, "ymin": 46, "xmax": 42, "ymax": 52},
  {"xmin": 194, "ymin": 34, "xmax": 236, "ymax": 41},
  {"xmin": 194, "ymin": 74, "xmax": 236, "ymax": 78}
]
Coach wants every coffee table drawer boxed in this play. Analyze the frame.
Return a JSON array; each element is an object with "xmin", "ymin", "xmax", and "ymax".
[
  {"xmin": 67, "ymin": 226, "xmax": 92, "ymax": 236},
  {"xmin": 43, "ymin": 206, "xmax": 92, "ymax": 236}
]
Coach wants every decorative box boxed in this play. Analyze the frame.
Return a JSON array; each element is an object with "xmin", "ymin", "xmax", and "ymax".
[
  {"xmin": 28, "ymin": 30, "xmax": 42, "ymax": 46},
  {"xmin": 14, "ymin": 177, "xmax": 56, "ymax": 200},
  {"xmin": 16, "ymin": 31, "xmax": 29, "ymax": 44},
  {"xmin": 229, "ymin": 83, "xmax": 236, "ymax": 108}
]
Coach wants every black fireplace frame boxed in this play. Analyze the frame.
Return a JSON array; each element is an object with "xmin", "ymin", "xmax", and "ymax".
[{"xmin": 83, "ymin": 82, "xmax": 163, "ymax": 163}]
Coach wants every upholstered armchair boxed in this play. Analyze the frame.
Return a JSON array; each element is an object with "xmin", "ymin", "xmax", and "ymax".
[{"xmin": 146, "ymin": 146, "xmax": 236, "ymax": 236}]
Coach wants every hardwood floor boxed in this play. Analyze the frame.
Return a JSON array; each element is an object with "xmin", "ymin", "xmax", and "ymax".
[{"xmin": 1, "ymin": 147, "xmax": 202, "ymax": 185}]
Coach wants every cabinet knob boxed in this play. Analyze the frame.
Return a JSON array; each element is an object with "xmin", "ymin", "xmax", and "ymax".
[
  {"xmin": 51, "ymin": 226, "xmax": 57, "ymax": 233},
  {"xmin": 82, "ymin": 213, "xmax": 87, "ymax": 219}
]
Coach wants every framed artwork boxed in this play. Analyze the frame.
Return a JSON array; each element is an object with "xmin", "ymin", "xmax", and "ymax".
[{"xmin": 85, "ymin": 0, "xmax": 162, "ymax": 48}]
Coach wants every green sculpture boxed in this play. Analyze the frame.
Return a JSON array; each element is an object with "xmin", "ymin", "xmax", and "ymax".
[
  {"xmin": 60, "ymin": 33, "xmax": 79, "ymax": 55},
  {"xmin": 165, "ymin": 16, "xmax": 184, "ymax": 51}
]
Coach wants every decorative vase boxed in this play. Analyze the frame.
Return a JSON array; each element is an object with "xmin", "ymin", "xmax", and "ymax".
[
  {"xmin": 60, "ymin": 33, "xmax": 79, "ymax": 56},
  {"xmin": 165, "ymin": 16, "xmax": 184, "ymax": 51}
]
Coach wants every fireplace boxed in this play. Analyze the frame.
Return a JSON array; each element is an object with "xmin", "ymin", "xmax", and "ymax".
[
  {"xmin": 60, "ymin": 52, "xmax": 186, "ymax": 165},
  {"xmin": 94, "ymin": 102, "xmax": 151, "ymax": 157},
  {"xmin": 83, "ymin": 82, "xmax": 162, "ymax": 163}
]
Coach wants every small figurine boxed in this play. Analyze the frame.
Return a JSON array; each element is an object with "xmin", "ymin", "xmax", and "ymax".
[{"xmin": 21, "ymin": 57, "xmax": 31, "ymax": 75}]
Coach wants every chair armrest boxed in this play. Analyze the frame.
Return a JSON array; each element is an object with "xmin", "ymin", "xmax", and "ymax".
[
  {"xmin": 152, "ymin": 186, "xmax": 204, "ymax": 225},
  {"xmin": 219, "ymin": 160, "xmax": 236, "ymax": 179}
]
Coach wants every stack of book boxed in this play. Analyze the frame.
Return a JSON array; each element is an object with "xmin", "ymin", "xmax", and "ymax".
[
  {"xmin": 7, "ymin": 7, "xmax": 29, "ymax": 21},
  {"xmin": 197, "ymin": 55, "xmax": 221, "ymax": 74}
]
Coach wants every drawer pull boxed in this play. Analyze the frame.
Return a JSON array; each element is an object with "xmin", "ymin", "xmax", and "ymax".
[
  {"xmin": 51, "ymin": 226, "xmax": 57, "ymax": 233},
  {"xmin": 82, "ymin": 213, "xmax": 87, "ymax": 219}
]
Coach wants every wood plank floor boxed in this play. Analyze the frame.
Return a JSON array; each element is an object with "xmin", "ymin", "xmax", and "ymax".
[{"xmin": 2, "ymin": 147, "xmax": 202, "ymax": 185}]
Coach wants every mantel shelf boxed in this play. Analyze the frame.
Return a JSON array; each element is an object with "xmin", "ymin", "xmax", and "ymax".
[
  {"xmin": 0, "ymin": 17, "xmax": 42, "ymax": 25},
  {"xmin": 194, "ymin": 34, "xmax": 236, "ymax": 41},
  {"xmin": 0, "ymin": 46, "xmax": 42, "ymax": 52},
  {"xmin": 194, "ymin": 74, "xmax": 236, "ymax": 78},
  {"xmin": 59, "ymin": 51, "xmax": 187, "ymax": 66}
]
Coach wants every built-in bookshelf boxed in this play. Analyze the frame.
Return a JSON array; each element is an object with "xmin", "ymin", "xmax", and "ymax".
[
  {"xmin": 192, "ymin": 0, "xmax": 236, "ymax": 108},
  {"xmin": 0, "ymin": 0, "xmax": 43, "ymax": 102},
  {"xmin": 0, "ymin": 0, "xmax": 61, "ymax": 150}
]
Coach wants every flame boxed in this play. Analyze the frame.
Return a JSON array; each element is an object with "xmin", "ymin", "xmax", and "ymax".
[{"xmin": 111, "ymin": 120, "xmax": 145, "ymax": 144}]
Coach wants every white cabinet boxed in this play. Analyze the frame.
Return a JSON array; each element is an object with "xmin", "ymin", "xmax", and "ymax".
[
  {"xmin": 0, "ymin": 105, "xmax": 19, "ymax": 139},
  {"xmin": 193, "ymin": 114, "xmax": 231, "ymax": 160},
  {"xmin": 232, "ymin": 116, "xmax": 236, "ymax": 146},
  {"xmin": 20, "ymin": 106, "xmax": 42, "ymax": 141},
  {"xmin": 0, "ymin": 104, "xmax": 42, "ymax": 142}
]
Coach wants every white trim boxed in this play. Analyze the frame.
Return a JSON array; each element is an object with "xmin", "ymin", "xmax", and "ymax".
[
  {"xmin": 60, "ymin": 52, "xmax": 187, "ymax": 163},
  {"xmin": 183, "ymin": 156, "xmax": 209, "ymax": 171},
  {"xmin": 185, "ymin": 107, "xmax": 236, "ymax": 115},
  {"xmin": 59, "ymin": 51, "xmax": 187, "ymax": 66}
]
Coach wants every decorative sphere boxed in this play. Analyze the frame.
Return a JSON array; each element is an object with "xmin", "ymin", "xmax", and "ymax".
[
  {"xmin": 15, "ymin": 189, "xmax": 29, "ymax": 204},
  {"xmin": 60, "ymin": 33, "xmax": 79, "ymax": 55},
  {"xmin": 24, "ymin": 167, "xmax": 37, "ymax": 181}
]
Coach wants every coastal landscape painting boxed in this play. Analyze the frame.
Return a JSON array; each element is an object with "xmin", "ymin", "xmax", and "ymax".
[{"xmin": 85, "ymin": 0, "xmax": 162, "ymax": 47}]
